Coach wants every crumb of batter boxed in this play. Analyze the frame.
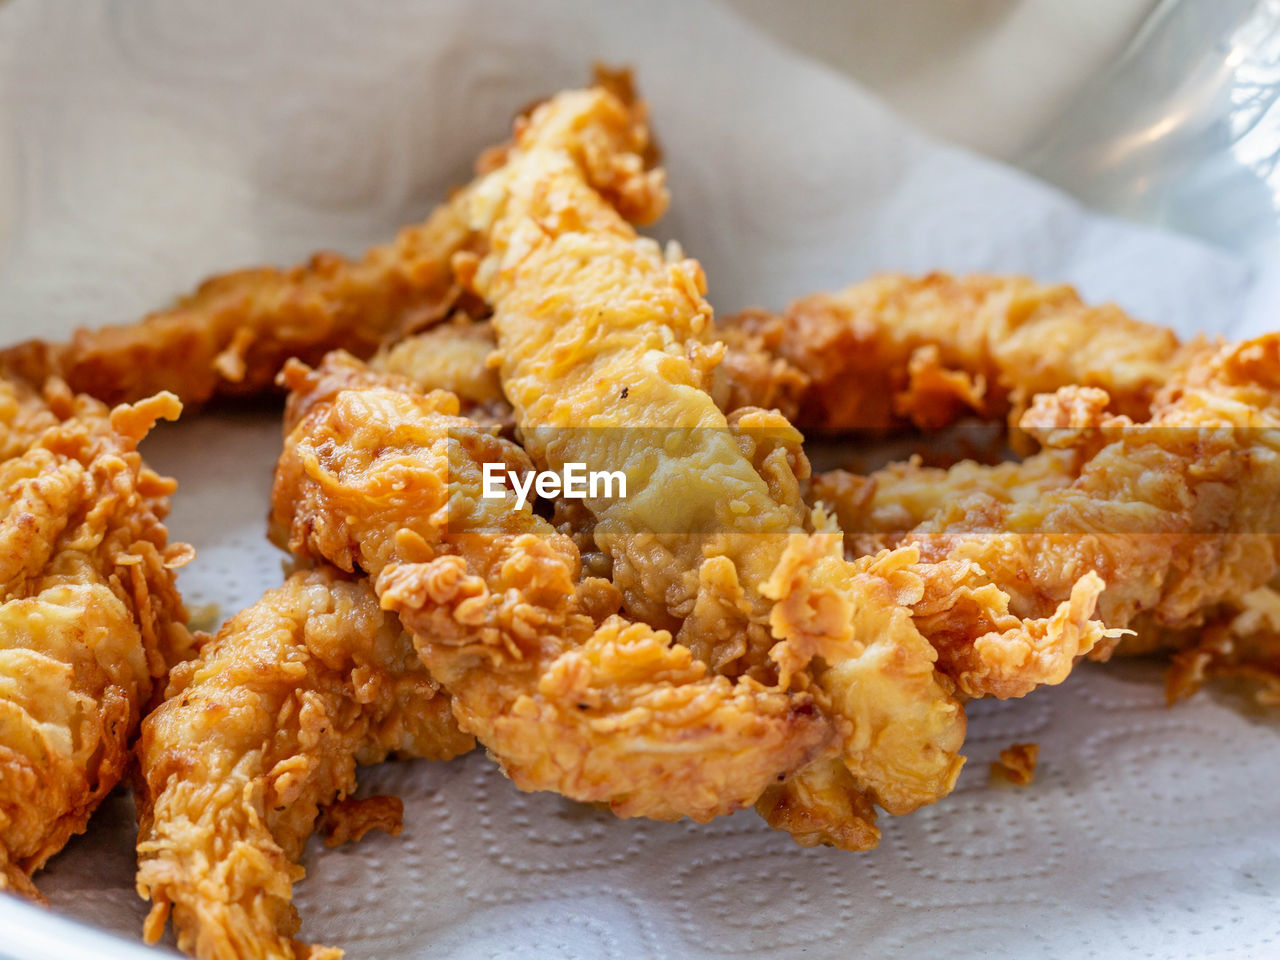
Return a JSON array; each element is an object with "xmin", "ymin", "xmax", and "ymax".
[{"xmin": 990, "ymin": 743, "xmax": 1039, "ymax": 786}]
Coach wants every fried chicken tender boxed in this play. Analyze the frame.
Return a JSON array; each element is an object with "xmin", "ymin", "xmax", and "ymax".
[
  {"xmin": 272, "ymin": 376, "xmax": 831, "ymax": 822},
  {"xmin": 458, "ymin": 83, "xmax": 967, "ymax": 848},
  {"xmin": 725, "ymin": 272, "xmax": 1191, "ymax": 432},
  {"xmin": 136, "ymin": 567, "xmax": 473, "ymax": 960},
  {"xmin": 0, "ymin": 380, "xmax": 193, "ymax": 898},
  {"xmin": 0, "ymin": 198, "xmax": 483, "ymax": 408},
  {"xmin": 0, "ymin": 377, "xmax": 62, "ymax": 458},
  {"xmin": 279, "ymin": 338, "xmax": 509, "ymax": 443},
  {"xmin": 812, "ymin": 336, "xmax": 1280, "ymax": 698}
]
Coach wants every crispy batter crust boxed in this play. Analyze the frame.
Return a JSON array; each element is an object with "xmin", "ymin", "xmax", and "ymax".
[
  {"xmin": 0, "ymin": 208, "xmax": 484, "ymax": 408},
  {"xmin": 136, "ymin": 568, "xmax": 473, "ymax": 960},
  {"xmin": 0, "ymin": 380, "xmax": 192, "ymax": 898},
  {"xmin": 1166, "ymin": 581, "xmax": 1280, "ymax": 704},
  {"xmin": 726, "ymin": 273, "xmax": 1191, "ymax": 433}
]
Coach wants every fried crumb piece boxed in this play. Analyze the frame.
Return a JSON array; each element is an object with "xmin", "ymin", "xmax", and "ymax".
[
  {"xmin": 990, "ymin": 743, "xmax": 1039, "ymax": 786},
  {"xmin": 318, "ymin": 795, "xmax": 405, "ymax": 848}
]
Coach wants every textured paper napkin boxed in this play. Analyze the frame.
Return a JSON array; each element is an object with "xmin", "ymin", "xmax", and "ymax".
[{"xmin": 0, "ymin": 1, "xmax": 1276, "ymax": 958}]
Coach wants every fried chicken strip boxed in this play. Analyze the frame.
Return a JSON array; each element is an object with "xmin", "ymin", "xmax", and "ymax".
[
  {"xmin": 457, "ymin": 82, "xmax": 975, "ymax": 848},
  {"xmin": 136, "ymin": 567, "xmax": 472, "ymax": 960},
  {"xmin": 0, "ymin": 380, "xmax": 193, "ymax": 897},
  {"xmin": 725, "ymin": 272, "xmax": 1191, "ymax": 432},
  {"xmin": 272, "ymin": 376, "xmax": 831, "ymax": 822},
  {"xmin": 0, "ymin": 196, "xmax": 484, "ymax": 407},
  {"xmin": 810, "ymin": 336, "xmax": 1280, "ymax": 698}
]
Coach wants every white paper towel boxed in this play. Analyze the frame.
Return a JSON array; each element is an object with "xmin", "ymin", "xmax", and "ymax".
[{"xmin": 0, "ymin": 1, "xmax": 1276, "ymax": 958}]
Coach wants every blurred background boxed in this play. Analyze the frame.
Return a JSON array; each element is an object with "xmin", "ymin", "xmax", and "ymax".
[
  {"xmin": 731, "ymin": 0, "xmax": 1158, "ymax": 159},
  {"xmin": 734, "ymin": 0, "xmax": 1279, "ymax": 275}
]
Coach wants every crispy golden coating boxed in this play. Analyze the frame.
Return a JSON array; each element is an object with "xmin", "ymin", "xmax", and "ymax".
[
  {"xmin": 280, "ymin": 342, "xmax": 507, "ymax": 442},
  {"xmin": 754, "ymin": 758, "xmax": 881, "ymax": 850},
  {"xmin": 812, "ymin": 336, "xmax": 1280, "ymax": 698},
  {"xmin": 726, "ymin": 272, "xmax": 1191, "ymax": 432},
  {"xmin": 0, "ymin": 377, "xmax": 62, "ymax": 459},
  {"xmin": 136, "ymin": 567, "xmax": 473, "ymax": 960},
  {"xmin": 461, "ymin": 84, "xmax": 967, "ymax": 848},
  {"xmin": 373, "ymin": 321, "xmax": 501, "ymax": 403},
  {"xmin": 0, "ymin": 190, "xmax": 488, "ymax": 411},
  {"xmin": 813, "ymin": 451, "xmax": 1082, "ymax": 552},
  {"xmin": 272, "ymin": 376, "xmax": 831, "ymax": 822},
  {"xmin": 471, "ymin": 84, "xmax": 800, "ymax": 654},
  {"xmin": 768, "ymin": 538, "xmax": 968, "ymax": 820},
  {"xmin": 0, "ymin": 381, "xmax": 192, "ymax": 898}
]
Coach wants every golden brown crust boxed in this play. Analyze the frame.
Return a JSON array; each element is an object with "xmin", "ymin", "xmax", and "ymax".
[
  {"xmin": 318, "ymin": 795, "xmax": 405, "ymax": 849},
  {"xmin": 1166, "ymin": 583, "xmax": 1280, "ymax": 705},
  {"xmin": 0, "ymin": 208, "xmax": 486, "ymax": 408},
  {"xmin": 711, "ymin": 322, "xmax": 809, "ymax": 421},
  {"xmin": 135, "ymin": 568, "xmax": 472, "ymax": 960},
  {"xmin": 755, "ymin": 761, "xmax": 881, "ymax": 850},
  {"xmin": 370, "ymin": 321, "xmax": 512, "ymax": 431},
  {"xmin": 0, "ymin": 379, "xmax": 192, "ymax": 897},
  {"xmin": 725, "ymin": 272, "xmax": 1191, "ymax": 433}
]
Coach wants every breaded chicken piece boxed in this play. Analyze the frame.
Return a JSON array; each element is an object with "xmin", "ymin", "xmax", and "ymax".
[
  {"xmin": 725, "ymin": 273, "xmax": 1192, "ymax": 432},
  {"xmin": 0, "ymin": 199, "xmax": 484, "ymax": 407},
  {"xmin": 461, "ymin": 83, "xmax": 972, "ymax": 848},
  {"xmin": 272, "ymin": 377, "xmax": 832, "ymax": 822},
  {"xmin": 0, "ymin": 380, "xmax": 193, "ymax": 898},
  {"xmin": 813, "ymin": 451, "xmax": 1081, "ymax": 544},
  {"xmin": 810, "ymin": 336, "xmax": 1280, "ymax": 699},
  {"xmin": 284, "ymin": 352, "xmax": 965, "ymax": 847},
  {"xmin": 0, "ymin": 377, "xmax": 62, "ymax": 458},
  {"xmin": 135, "ymin": 567, "xmax": 472, "ymax": 960}
]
